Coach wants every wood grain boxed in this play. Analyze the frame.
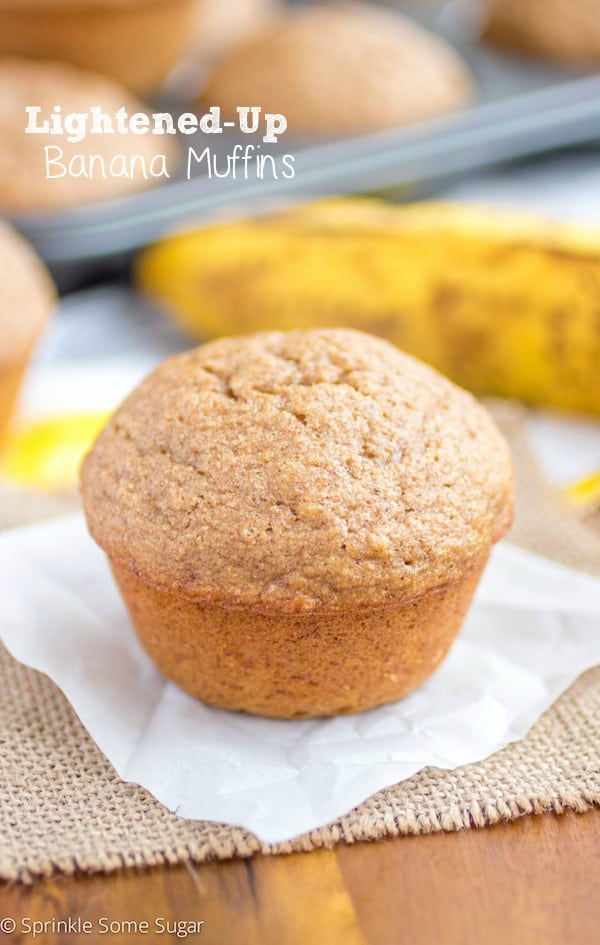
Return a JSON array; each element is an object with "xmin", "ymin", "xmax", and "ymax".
[
  {"xmin": 338, "ymin": 809, "xmax": 600, "ymax": 945},
  {"xmin": 1, "ymin": 810, "xmax": 598, "ymax": 945}
]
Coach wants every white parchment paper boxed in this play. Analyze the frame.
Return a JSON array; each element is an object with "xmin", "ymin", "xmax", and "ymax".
[{"xmin": 0, "ymin": 513, "xmax": 598, "ymax": 843}]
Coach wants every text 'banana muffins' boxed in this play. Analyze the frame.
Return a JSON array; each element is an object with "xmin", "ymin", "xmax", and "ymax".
[{"xmin": 81, "ymin": 329, "xmax": 513, "ymax": 718}]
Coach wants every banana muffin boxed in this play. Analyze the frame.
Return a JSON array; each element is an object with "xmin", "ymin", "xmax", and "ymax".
[
  {"xmin": 199, "ymin": 2, "xmax": 475, "ymax": 136},
  {"xmin": 0, "ymin": 222, "xmax": 55, "ymax": 440},
  {"xmin": 483, "ymin": 0, "xmax": 600, "ymax": 65},
  {"xmin": 0, "ymin": 0, "xmax": 195, "ymax": 93},
  {"xmin": 81, "ymin": 328, "xmax": 513, "ymax": 718},
  {"xmin": 0, "ymin": 58, "xmax": 177, "ymax": 211}
]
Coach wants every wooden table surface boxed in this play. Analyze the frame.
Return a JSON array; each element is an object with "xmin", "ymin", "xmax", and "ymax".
[{"xmin": 1, "ymin": 808, "xmax": 598, "ymax": 945}]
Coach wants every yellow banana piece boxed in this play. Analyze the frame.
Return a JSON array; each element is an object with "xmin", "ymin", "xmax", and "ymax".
[
  {"xmin": 137, "ymin": 198, "xmax": 600, "ymax": 415},
  {"xmin": 566, "ymin": 471, "xmax": 600, "ymax": 507},
  {"xmin": 566, "ymin": 471, "xmax": 600, "ymax": 531},
  {"xmin": 0, "ymin": 411, "xmax": 110, "ymax": 491}
]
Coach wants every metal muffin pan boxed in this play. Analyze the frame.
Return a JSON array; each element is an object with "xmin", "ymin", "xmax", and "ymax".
[{"xmin": 7, "ymin": 0, "xmax": 600, "ymax": 283}]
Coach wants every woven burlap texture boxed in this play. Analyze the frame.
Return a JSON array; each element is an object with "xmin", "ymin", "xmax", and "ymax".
[{"xmin": 0, "ymin": 403, "xmax": 598, "ymax": 883}]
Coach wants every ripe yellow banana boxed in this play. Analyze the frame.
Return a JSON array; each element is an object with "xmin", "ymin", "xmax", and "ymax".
[{"xmin": 137, "ymin": 199, "xmax": 600, "ymax": 415}]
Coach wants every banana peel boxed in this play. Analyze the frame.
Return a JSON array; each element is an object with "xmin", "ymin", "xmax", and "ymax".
[{"xmin": 137, "ymin": 199, "xmax": 600, "ymax": 415}]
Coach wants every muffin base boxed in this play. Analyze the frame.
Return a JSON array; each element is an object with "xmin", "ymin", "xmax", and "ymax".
[
  {"xmin": 111, "ymin": 555, "xmax": 488, "ymax": 718},
  {"xmin": 0, "ymin": 355, "xmax": 31, "ymax": 444},
  {"xmin": 0, "ymin": 0, "xmax": 195, "ymax": 93}
]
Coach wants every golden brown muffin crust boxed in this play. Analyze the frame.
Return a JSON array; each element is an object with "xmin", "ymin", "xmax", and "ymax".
[
  {"xmin": 82, "ymin": 329, "xmax": 513, "ymax": 614},
  {"xmin": 111, "ymin": 553, "xmax": 488, "ymax": 717}
]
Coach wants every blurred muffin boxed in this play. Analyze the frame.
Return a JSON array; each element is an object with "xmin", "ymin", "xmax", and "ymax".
[
  {"xmin": 0, "ymin": 59, "xmax": 178, "ymax": 212},
  {"xmin": 0, "ymin": 0, "xmax": 195, "ymax": 93},
  {"xmin": 199, "ymin": 1, "xmax": 475, "ymax": 136},
  {"xmin": 81, "ymin": 328, "xmax": 513, "ymax": 718},
  {"xmin": 193, "ymin": 0, "xmax": 279, "ymax": 59},
  {"xmin": 0, "ymin": 222, "xmax": 54, "ymax": 441},
  {"xmin": 483, "ymin": 0, "xmax": 600, "ymax": 65}
]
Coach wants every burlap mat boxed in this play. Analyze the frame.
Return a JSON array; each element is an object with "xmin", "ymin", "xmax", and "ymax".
[{"xmin": 0, "ymin": 403, "xmax": 599, "ymax": 883}]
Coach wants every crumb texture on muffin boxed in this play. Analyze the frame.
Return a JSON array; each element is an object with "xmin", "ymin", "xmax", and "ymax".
[{"xmin": 82, "ymin": 329, "xmax": 512, "ymax": 614}]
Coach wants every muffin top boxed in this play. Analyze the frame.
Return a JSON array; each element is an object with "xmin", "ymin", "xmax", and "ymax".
[
  {"xmin": 200, "ymin": 1, "xmax": 474, "ymax": 135},
  {"xmin": 484, "ymin": 0, "xmax": 600, "ymax": 64},
  {"xmin": 0, "ymin": 58, "xmax": 176, "ymax": 212},
  {"xmin": 82, "ymin": 329, "xmax": 513, "ymax": 614},
  {"xmin": 0, "ymin": 221, "xmax": 54, "ymax": 361}
]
